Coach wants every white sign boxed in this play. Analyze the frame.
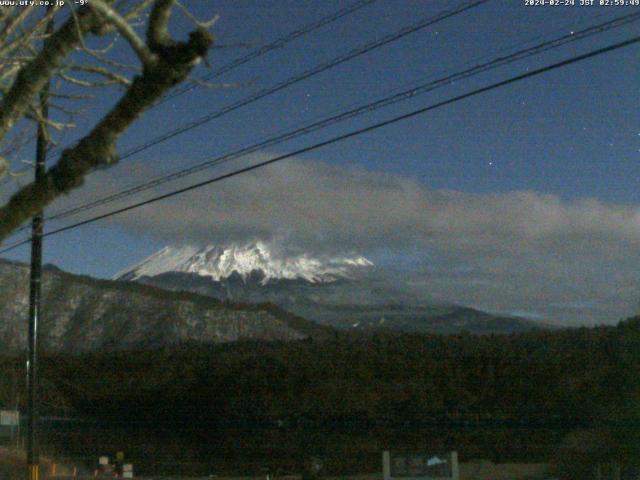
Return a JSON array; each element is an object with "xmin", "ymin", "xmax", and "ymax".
[
  {"xmin": 0, "ymin": 410, "xmax": 19, "ymax": 426},
  {"xmin": 383, "ymin": 451, "xmax": 459, "ymax": 480}
]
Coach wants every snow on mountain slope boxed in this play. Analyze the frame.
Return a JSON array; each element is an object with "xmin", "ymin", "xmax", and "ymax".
[{"xmin": 114, "ymin": 242, "xmax": 373, "ymax": 284}]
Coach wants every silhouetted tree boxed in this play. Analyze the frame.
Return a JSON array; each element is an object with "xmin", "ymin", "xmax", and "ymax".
[{"xmin": 0, "ymin": 0, "xmax": 215, "ymax": 240}]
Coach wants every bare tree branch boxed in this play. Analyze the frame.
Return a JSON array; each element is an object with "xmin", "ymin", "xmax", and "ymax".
[
  {"xmin": 57, "ymin": 71, "xmax": 126, "ymax": 88},
  {"xmin": 147, "ymin": 0, "xmax": 174, "ymax": 51},
  {"xmin": 78, "ymin": 45, "xmax": 140, "ymax": 72},
  {"xmin": 0, "ymin": 6, "xmax": 36, "ymax": 49},
  {"xmin": 123, "ymin": 0, "xmax": 156, "ymax": 21},
  {"xmin": 0, "ymin": 5, "xmax": 105, "ymax": 142},
  {"xmin": 0, "ymin": 1, "xmax": 213, "ymax": 241},
  {"xmin": 64, "ymin": 64, "xmax": 132, "ymax": 86},
  {"xmin": 175, "ymin": 1, "xmax": 219, "ymax": 29},
  {"xmin": 88, "ymin": 0, "xmax": 155, "ymax": 65}
]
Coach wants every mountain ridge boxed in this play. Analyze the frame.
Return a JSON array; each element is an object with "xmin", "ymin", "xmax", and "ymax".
[
  {"xmin": 0, "ymin": 258, "xmax": 331, "ymax": 353},
  {"xmin": 116, "ymin": 244, "xmax": 550, "ymax": 335}
]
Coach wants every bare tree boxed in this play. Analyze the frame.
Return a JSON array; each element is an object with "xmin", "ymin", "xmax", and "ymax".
[{"xmin": 0, "ymin": 0, "xmax": 215, "ymax": 241}]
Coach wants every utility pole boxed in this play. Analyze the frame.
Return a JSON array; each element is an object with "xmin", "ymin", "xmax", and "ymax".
[{"xmin": 26, "ymin": 8, "xmax": 53, "ymax": 480}]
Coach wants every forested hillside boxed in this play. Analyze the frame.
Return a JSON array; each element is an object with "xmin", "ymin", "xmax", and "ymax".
[
  {"xmin": 1, "ymin": 318, "xmax": 638, "ymax": 475},
  {"xmin": 0, "ymin": 259, "xmax": 331, "ymax": 353},
  {"xmin": 2, "ymin": 317, "xmax": 637, "ymax": 425}
]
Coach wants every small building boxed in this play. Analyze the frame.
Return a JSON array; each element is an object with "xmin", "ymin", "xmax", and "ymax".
[
  {"xmin": 0, "ymin": 410, "xmax": 19, "ymax": 447},
  {"xmin": 383, "ymin": 451, "xmax": 459, "ymax": 480}
]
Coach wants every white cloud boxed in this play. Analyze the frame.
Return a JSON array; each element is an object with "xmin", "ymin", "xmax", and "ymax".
[{"xmin": 52, "ymin": 156, "xmax": 640, "ymax": 325}]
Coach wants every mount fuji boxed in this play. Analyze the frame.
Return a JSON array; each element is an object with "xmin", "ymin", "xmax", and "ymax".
[
  {"xmin": 114, "ymin": 242, "xmax": 373, "ymax": 284},
  {"xmin": 115, "ymin": 242, "xmax": 548, "ymax": 335}
]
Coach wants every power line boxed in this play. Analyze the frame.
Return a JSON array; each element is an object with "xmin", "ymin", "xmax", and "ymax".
[
  {"xmin": 113, "ymin": 0, "xmax": 490, "ymax": 160},
  {"xmin": 1, "ymin": 0, "xmax": 486, "ymax": 192},
  {"xmin": 1, "ymin": 0, "xmax": 489, "ymax": 223},
  {"xmin": 34, "ymin": 11, "xmax": 640, "ymax": 227},
  {"xmin": 159, "ymin": 0, "xmax": 379, "ymax": 104},
  {"xmin": 1, "ymin": 10, "xmax": 636, "ymax": 244},
  {"xmin": 1, "ymin": 34, "xmax": 637, "ymax": 255},
  {"xmin": 0, "ymin": 0, "xmax": 378, "ymax": 183}
]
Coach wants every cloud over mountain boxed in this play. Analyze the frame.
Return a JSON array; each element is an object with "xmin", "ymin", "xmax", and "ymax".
[
  {"xmin": 63, "ymin": 157, "xmax": 640, "ymax": 253},
  {"xmin": 53, "ymin": 156, "xmax": 640, "ymax": 324}
]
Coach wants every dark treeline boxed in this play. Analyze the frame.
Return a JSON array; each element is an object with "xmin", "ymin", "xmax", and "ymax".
[
  {"xmin": 1, "ymin": 317, "xmax": 639, "ymax": 474},
  {"xmin": 1, "ymin": 317, "xmax": 639, "ymax": 424},
  {"xmin": 31, "ymin": 318, "xmax": 640, "ymax": 425}
]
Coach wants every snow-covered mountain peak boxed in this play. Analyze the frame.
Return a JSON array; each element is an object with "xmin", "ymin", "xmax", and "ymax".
[{"xmin": 114, "ymin": 242, "xmax": 373, "ymax": 284}]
